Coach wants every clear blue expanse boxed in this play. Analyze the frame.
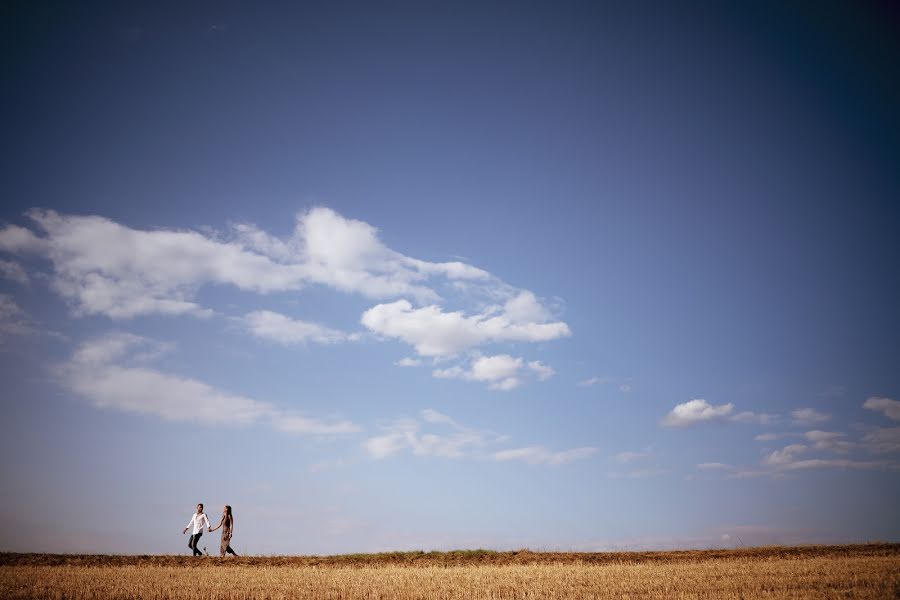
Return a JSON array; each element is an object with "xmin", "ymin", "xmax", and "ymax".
[{"xmin": 1, "ymin": 1, "xmax": 898, "ymax": 554}]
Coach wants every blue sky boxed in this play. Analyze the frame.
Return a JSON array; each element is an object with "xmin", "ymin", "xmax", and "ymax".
[{"xmin": 1, "ymin": 1, "xmax": 899, "ymax": 554}]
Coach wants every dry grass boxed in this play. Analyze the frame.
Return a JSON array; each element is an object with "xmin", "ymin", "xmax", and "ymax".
[{"xmin": 1, "ymin": 545, "xmax": 898, "ymax": 599}]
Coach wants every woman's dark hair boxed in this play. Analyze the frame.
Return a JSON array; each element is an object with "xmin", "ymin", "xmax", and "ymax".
[{"xmin": 225, "ymin": 505, "xmax": 232, "ymax": 517}]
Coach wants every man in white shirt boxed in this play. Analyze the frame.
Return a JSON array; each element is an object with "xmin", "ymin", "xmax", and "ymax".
[{"xmin": 182, "ymin": 503, "xmax": 211, "ymax": 556}]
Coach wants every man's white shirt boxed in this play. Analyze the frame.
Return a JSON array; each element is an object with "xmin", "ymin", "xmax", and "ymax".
[{"xmin": 186, "ymin": 513, "xmax": 210, "ymax": 535}]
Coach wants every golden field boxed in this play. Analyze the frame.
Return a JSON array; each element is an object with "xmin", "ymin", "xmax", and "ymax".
[{"xmin": 1, "ymin": 544, "xmax": 898, "ymax": 599}]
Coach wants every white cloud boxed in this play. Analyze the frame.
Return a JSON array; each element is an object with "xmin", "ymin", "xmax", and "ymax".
[
  {"xmin": 281, "ymin": 207, "xmax": 488, "ymax": 300},
  {"xmin": 239, "ymin": 310, "xmax": 356, "ymax": 345},
  {"xmin": 863, "ymin": 397, "xmax": 900, "ymax": 422},
  {"xmin": 528, "ymin": 360, "xmax": 556, "ymax": 381},
  {"xmin": 0, "ymin": 208, "xmax": 496, "ymax": 319},
  {"xmin": 361, "ymin": 297, "xmax": 570, "ymax": 358},
  {"xmin": 762, "ymin": 444, "xmax": 808, "ymax": 466},
  {"xmin": 471, "ymin": 354, "xmax": 522, "ymax": 382},
  {"xmin": 394, "ymin": 357, "xmax": 422, "ymax": 367},
  {"xmin": 791, "ymin": 408, "xmax": 831, "ymax": 425},
  {"xmin": 2, "ymin": 208, "xmax": 571, "ymax": 365},
  {"xmin": 662, "ymin": 399, "xmax": 775, "ymax": 428},
  {"xmin": 0, "ymin": 224, "xmax": 47, "ymax": 253},
  {"xmin": 661, "ymin": 399, "xmax": 734, "ymax": 427},
  {"xmin": 0, "ymin": 259, "xmax": 28, "ymax": 284},
  {"xmin": 803, "ymin": 430, "xmax": 854, "ymax": 454},
  {"xmin": 490, "ymin": 446, "xmax": 597, "ymax": 466},
  {"xmin": 501, "ymin": 290, "xmax": 551, "ymax": 323},
  {"xmin": 59, "ymin": 332, "xmax": 361, "ymax": 435},
  {"xmin": 862, "ymin": 427, "xmax": 900, "ymax": 454},
  {"xmin": 697, "ymin": 462, "xmax": 731, "ymax": 470},
  {"xmin": 432, "ymin": 354, "xmax": 555, "ymax": 391}
]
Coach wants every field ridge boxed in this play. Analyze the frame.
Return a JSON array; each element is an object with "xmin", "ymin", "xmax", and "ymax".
[{"xmin": 3, "ymin": 542, "xmax": 898, "ymax": 568}]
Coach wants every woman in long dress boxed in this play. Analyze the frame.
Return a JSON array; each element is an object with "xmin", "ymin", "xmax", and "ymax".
[{"xmin": 210, "ymin": 505, "xmax": 238, "ymax": 557}]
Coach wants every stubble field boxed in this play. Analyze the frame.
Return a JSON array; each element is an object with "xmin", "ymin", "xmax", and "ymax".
[{"xmin": 1, "ymin": 544, "xmax": 898, "ymax": 599}]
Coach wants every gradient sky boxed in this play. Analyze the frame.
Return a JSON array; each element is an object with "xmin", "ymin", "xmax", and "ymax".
[{"xmin": 1, "ymin": 1, "xmax": 899, "ymax": 555}]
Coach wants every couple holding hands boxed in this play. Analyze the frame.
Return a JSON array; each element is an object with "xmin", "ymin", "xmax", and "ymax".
[{"xmin": 183, "ymin": 503, "xmax": 238, "ymax": 557}]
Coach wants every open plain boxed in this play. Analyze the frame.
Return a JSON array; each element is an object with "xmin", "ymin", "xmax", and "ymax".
[{"xmin": 1, "ymin": 544, "xmax": 898, "ymax": 599}]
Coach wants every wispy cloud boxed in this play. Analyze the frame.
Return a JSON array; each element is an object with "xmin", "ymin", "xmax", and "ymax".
[
  {"xmin": 363, "ymin": 410, "xmax": 504, "ymax": 460},
  {"xmin": 862, "ymin": 427, "xmax": 900, "ymax": 454},
  {"xmin": 762, "ymin": 442, "xmax": 893, "ymax": 472},
  {"xmin": 803, "ymin": 430, "xmax": 854, "ymax": 453},
  {"xmin": 611, "ymin": 449, "xmax": 653, "ymax": 463},
  {"xmin": 863, "ymin": 397, "xmax": 900, "ymax": 422},
  {"xmin": 576, "ymin": 375, "xmax": 631, "ymax": 392},
  {"xmin": 762, "ymin": 444, "xmax": 808, "ymax": 466},
  {"xmin": 791, "ymin": 408, "xmax": 831, "ymax": 425},
  {"xmin": 0, "ymin": 293, "xmax": 29, "ymax": 341},
  {"xmin": 59, "ymin": 332, "xmax": 362, "ymax": 435},
  {"xmin": 697, "ymin": 462, "xmax": 732, "ymax": 470},
  {"xmin": 0, "ymin": 293, "xmax": 63, "ymax": 343},
  {"xmin": 0, "ymin": 293, "xmax": 23, "ymax": 322},
  {"xmin": 577, "ymin": 376, "xmax": 612, "ymax": 387},
  {"xmin": 363, "ymin": 409, "xmax": 594, "ymax": 466},
  {"xmin": 0, "ymin": 259, "xmax": 28, "ymax": 284},
  {"xmin": 238, "ymin": 310, "xmax": 358, "ymax": 345},
  {"xmin": 274, "ymin": 415, "xmax": 362, "ymax": 435},
  {"xmin": 778, "ymin": 459, "xmax": 889, "ymax": 471},
  {"xmin": 491, "ymin": 446, "xmax": 597, "ymax": 466},
  {"xmin": 528, "ymin": 360, "xmax": 556, "ymax": 381}
]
